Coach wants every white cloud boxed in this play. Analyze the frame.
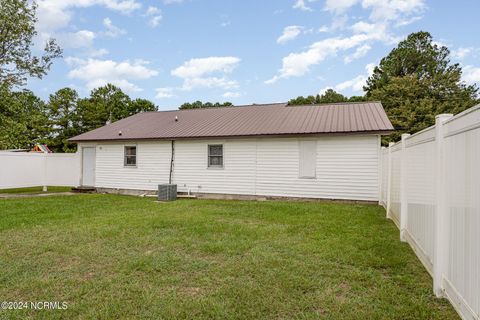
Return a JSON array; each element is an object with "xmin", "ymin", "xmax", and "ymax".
[
  {"xmin": 344, "ymin": 44, "xmax": 371, "ymax": 63},
  {"xmin": 277, "ymin": 26, "xmax": 303, "ymax": 44},
  {"xmin": 146, "ymin": 6, "xmax": 160, "ymax": 15},
  {"xmin": 334, "ymin": 75, "xmax": 366, "ymax": 92},
  {"xmin": 145, "ymin": 6, "xmax": 162, "ymax": 27},
  {"xmin": 149, "ymin": 15, "xmax": 162, "ymax": 27},
  {"xmin": 36, "ymin": 4, "xmax": 71, "ymax": 33},
  {"xmin": 332, "ymin": 62, "xmax": 376, "ymax": 93},
  {"xmin": 53, "ymin": 30, "xmax": 96, "ymax": 48},
  {"xmin": 324, "ymin": 0, "xmax": 359, "ymax": 13},
  {"xmin": 88, "ymin": 48, "xmax": 109, "ymax": 57},
  {"xmin": 351, "ymin": 21, "xmax": 396, "ymax": 43},
  {"xmin": 66, "ymin": 58, "xmax": 158, "ymax": 93},
  {"xmin": 221, "ymin": 21, "xmax": 231, "ymax": 27},
  {"xmin": 362, "ymin": 0, "xmax": 426, "ymax": 22},
  {"xmin": 182, "ymin": 77, "xmax": 239, "ymax": 91},
  {"xmin": 269, "ymin": 0, "xmax": 426, "ymax": 84},
  {"xmin": 452, "ymin": 47, "xmax": 473, "ymax": 60},
  {"xmin": 318, "ymin": 14, "xmax": 349, "ymax": 33},
  {"xmin": 323, "ymin": 0, "xmax": 425, "ymax": 19},
  {"xmin": 223, "ymin": 91, "xmax": 241, "ymax": 98},
  {"xmin": 463, "ymin": 66, "xmax": 480, "ymax": 85},
  {"xmin": 155, "ymin": 87, "xmax": 174, "ymax": 99},
  {"xmin": 93, "ymin": 79, "xmax": 143, "ymax": 92},
  {"xmin": 267, "ymin": 32, "xmax": 386, "ymax": 83},
  {"xmin": 36, "ymin": 0, "xmax": 141, "ymax": 33},
  {"xmin": 351, "ymin": 21, "xmax": 375, "ymax": 34},
  {"xmin": 100, "ymin": 0, "xmax": 141, "ymax": 12},
  {"xmin": 395, "ymin": 15, "xmax": 422, "ymax": 26},
  {"xmin": 172, "ymin": 56, "xmax": 240, "ymax": 79},
  {"xmin": 171, "ymin": 56, "xmax": 241, "ymax": 91},
  {"xmin": 154, "ymin": 57, "xmax": 241, "ymax": 97},
  {"xmin": 318, "ymin": 26, "xmax": 329, "ymax": 33},
  {"xmin": 293, "ymin": 0, "xmax": 313, "ymax": 11},
  {"xmin": 102, "ymin": 18, "xmax": 126, "ymax": 37}
]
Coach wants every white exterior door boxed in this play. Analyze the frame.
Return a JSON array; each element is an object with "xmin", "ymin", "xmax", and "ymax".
[{"xmin": 82, "ymin": 147, "xmax": 96, "ymax": 186}]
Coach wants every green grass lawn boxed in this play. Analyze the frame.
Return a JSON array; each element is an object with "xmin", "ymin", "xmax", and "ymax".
[
  {"xmin": 0, "ymin": 195, "xmax": 457, "ymax": 319},
  {"xmin": 0, "ymin": 186, "xmax": 72, "ymax": 194}
]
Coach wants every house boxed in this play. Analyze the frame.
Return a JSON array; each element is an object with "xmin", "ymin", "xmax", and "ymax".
[{"xmin": 69, "ymin": 102, "xmax": 394, "ymax": 201}]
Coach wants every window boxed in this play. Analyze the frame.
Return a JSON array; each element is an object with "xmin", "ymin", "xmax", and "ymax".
[
  {"xmin": 124, "ymin": 146, "xmax": 137, "ymax": 166},
  {"xmin": 208, "ymin": 144, "xmax": 223, "ymax": 168},
  {"xmin": 299, "ymin": 140, "xmax": 316, "ymax": 178}
]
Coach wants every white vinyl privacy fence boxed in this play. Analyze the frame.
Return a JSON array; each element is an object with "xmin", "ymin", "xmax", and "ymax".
[
  {"xmin": 380, "ymin": 104, "xmax": 480, "ymax": 320},
  {"xmin": 0, "ymin": 152, "xmax": 81, "ymax": 189}
]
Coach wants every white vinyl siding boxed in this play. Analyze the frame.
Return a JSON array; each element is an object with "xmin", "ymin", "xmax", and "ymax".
[
  {"xmin": 255, "ymin": 136, "xmax": 379, "ymax": 201},
  {"xmin": 299, "ymin": 140, "xmax": 316, "ymax": 178},
  {"xmin": 92, "ymin": 141, "xmax": 171, "ymax": 190},
  {"xmin": 83, "ymin": 134, "xmax": 380, "ymax": 201},
  {"xmin": 174, "ymin": 139, "xmax": 256, "ymax": 195}
]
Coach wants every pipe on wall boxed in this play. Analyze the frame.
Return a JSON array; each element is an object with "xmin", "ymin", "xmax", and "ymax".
[{"xmin": 169, "ymin": 140, "xmax": 175, "ymax": 184}]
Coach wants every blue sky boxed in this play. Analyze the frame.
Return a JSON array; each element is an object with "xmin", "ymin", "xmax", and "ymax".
[{"xmin": 29, "ymin": 0, "xmax": 480, "ymax": 110}]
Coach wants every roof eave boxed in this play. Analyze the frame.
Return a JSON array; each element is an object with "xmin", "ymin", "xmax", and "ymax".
[{"xmin": 69, "ymin": 129, "xmax": 395, "ymax": 143}]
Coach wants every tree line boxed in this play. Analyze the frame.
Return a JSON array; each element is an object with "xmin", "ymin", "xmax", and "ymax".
[
  {"xmin": 1, "ymin": 1, "xmax": 478, "ymax": 150},
  {"xmin": 0, "ymin": 84, "xmax": 157, "ymax": 152}
]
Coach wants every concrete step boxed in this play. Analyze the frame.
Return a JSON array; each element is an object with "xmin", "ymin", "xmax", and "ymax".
[{"xmin": 72, "ymin": 186, "xmax": 96, "ymax": 193}]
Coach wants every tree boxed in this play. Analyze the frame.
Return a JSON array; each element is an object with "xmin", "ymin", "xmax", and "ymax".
[
  {"xmin": 77, "ymin": 84, "xmax": 132, "ymax": 131},
  {"xmin": 288, "ymin": 89, "xmax": 350, "ymax": 105},
  {"xmin": 129, "ymin": 98, "xmax": 158, "ymax": 114},
  {"xmin": 347, "ymin": 95, "xmax": 368, "ymax": 102},
  {"xmin": 365, "ymin": 31, "xmax": 478, "ymax": 143},
  {"xmin": 179, "ymin": 101, "xmax": 233, "ymax": 110},
  {"xmin": 0, "ymin": 0, "xmax": 62, "ymax": 87},
  {"xmin": 288, "ymin": 95, "xmax": 317, "ymax": 105},
  {"xmin": 77, "ymin": 84, "xmax": 158, "ymax": 133},
  {"xmin": 317, "ymin": 89, "xmax": 348, "ymax": 103},
  {"xmin": 46, "ymin": 88, "xmax": 81, "ymax": 152},
  {"xmin": 0, "ymin": 85, "xmax": 49, "ymax": 149}
]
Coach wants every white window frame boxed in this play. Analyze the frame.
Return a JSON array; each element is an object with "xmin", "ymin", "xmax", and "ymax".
[
  {"xmin": 124, "ymin": 145, "xmax": 137, "ymax": 167},
  {"xmin": 207, "ymin": 144, "xmax": 224, "ymax": 169}
]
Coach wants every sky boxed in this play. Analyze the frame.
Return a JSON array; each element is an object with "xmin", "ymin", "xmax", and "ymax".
[{"xmin": 28, "ymin": 0, "xmax": 480, "ymax": 110}]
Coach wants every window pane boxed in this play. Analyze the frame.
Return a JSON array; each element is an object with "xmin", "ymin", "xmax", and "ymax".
[
  {"xmin": 209, "ymin": 145, "xmax": 223, "ymax": 156},
  {"xmin": 125, "ymin": 155, "xmax": 136, "ymax": 165},
  {"xmin": 209, "ymin": 156, "xmax": 223, "ymax": 167},
  {"xmin": 125, "ymin": 146, "xmax": 136, "ymax": 156}
]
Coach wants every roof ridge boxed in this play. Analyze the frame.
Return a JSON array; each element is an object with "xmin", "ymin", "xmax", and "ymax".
[
  {"xmin": 285, "ymin": 101, "xmax": 381, "ymax": 107},
  {"xmin": 151, "ymin": 102, "xmax": 380, "ymax": 114},
  {"xmin": 150, "ymin": 102, "xmax": 288, "ymax": 113}
]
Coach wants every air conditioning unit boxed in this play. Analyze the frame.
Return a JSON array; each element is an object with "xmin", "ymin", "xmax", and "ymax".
[{"xmin": 158, "ymin": 184, "xmax": 177, "ymax": 201}]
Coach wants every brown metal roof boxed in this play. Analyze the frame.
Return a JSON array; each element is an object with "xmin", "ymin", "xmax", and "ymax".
[{"xmin": 69, "ymin": 102, "xmax": 394, "ymax": 142}]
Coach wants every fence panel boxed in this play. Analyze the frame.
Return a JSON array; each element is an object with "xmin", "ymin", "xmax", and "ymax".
[
  {"xmin": 381, "ymin": 104, "xmax": 480, "ymax": 320},
  {"xmin": 443, "ymin": 107, "xmax": 480, "ymax": 319},
  {"xmin": 380, "ymin": 148, "xmax": 388, "ymax": 205},
  {"xmin": 389, "ymin": 144, "xmax": 402, "ymax": 227},
  {"xmin": 0, "ymin": 152, "xmax": 81, "ymax": 189},
  {"xmin": 405, "ymin": 127, "xmax": 436, "ymax": 274}
]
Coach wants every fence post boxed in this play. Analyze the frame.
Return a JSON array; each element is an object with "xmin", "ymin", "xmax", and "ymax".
[
  {"xmin": 433, "ymin": 113, "xmax": 453, "ymax": 297},
  {"xmin": 43, "ymin": 153, "xmax": 48, "ymax": 192},
  {"xmin": 400, "ymin": 133, "xmax": 410, "ymax": 242},
  {"xmin": 385, "ymin": 142, "xmax": 394, "ymax": 219}
]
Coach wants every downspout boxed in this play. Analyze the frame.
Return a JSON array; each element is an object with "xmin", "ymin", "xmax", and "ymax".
[{"xmin": 169, "ymin": 140, "xmax": 175, "ymax": 184}]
